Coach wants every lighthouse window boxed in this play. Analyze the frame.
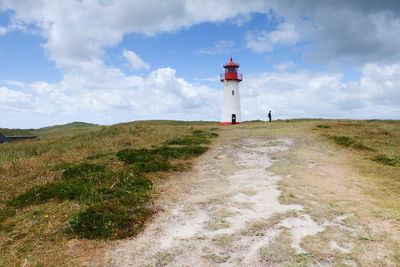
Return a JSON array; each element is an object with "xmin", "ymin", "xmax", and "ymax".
[
  {"xmin": 232, "ymin": 90, "xmax": 234, "ymax": 95},
  {"xmin": 226, "ymin": 66, "xmax": 236, "ymax": 73}
]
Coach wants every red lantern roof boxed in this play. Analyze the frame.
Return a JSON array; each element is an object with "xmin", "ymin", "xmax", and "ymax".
[{"xmin": 224, "ymin": 57, "xmax": 239, "ymax": 68}]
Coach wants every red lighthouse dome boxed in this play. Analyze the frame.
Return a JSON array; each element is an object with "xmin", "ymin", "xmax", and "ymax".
[{"xmin": 220, "ymin": 57, "xmax": 243, "ymax": 82}]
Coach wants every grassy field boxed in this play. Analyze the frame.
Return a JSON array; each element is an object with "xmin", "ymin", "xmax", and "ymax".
[
  {"xmin": 0, "ymin": 120, "xmax": 219, "ymax": 265},
  {"xmin": 0, "ymin": 119, "xmax": 399, "ymax": 265},
  {"xmin": 312, "ymin": 119, "xmax": 400, "ymax": 221}
]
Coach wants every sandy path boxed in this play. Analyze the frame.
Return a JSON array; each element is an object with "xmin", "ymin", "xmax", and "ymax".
[{"xmin": 106, "ymin": 136, "xmax": 340, "ymax": 266}]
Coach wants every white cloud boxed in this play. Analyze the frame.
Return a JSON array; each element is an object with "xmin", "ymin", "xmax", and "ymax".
[
  {"xmin": 2, "ymin": 80, "xmax": 25, "ymax": 88},
  {"xmin": 241, "ymin": 64, "xmax": 400, "ymax": 120},
  {"xmin": 0, "ymin": 62, "xmax": 221, "ymax": 127},
  {"xmin": 3, "ymin": 1, "xmax": 400, "ymax": 66},
  {"xmin": 122, "ymin": 49, "xmax": 150, "ymax": 71},
  {"xmin": 261, "ymin": 0, "xmax": 400, "ymax": 65},
  {"xmin": 0, "ymin": 0, "xmax": 269, "ymax": 68},
  {"xmin": 0, "ymin": 26, "xmax": 7, "ymax": 35},
  {"xmin": 197, "ymin": 40, "xmax": 235, "ymax": 55},
  {"xmin": 0, "ymin": 86, "xmax": 33, "ymax": 112},
  {"xmin": 272, "ymin": 61, "xmax": 296, "ymax": 71},
  {"xmin": 246, "ymin": 22, "xmax": 301, "ymax": 53}
]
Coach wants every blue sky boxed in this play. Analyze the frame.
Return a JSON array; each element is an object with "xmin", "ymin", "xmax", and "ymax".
[{"xmin": 0, "ymin": 0, "xmax": 399, "ymax": 128}]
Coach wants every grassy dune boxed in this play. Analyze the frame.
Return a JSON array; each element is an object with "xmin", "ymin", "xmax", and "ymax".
[{"xmin": 0, "ymin": 120, "xmax": 218, "ymax": 265}]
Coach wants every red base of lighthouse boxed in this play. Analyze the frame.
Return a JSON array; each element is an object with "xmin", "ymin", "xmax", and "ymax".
[{"xmin": 220, "ymin": 122, "xmax": 243, "ymax": 125}]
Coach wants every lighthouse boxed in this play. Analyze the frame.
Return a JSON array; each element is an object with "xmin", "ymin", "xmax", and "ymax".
[{"xmin": 220, "ymin": 57, "xmax": 242, "ymax": 125}]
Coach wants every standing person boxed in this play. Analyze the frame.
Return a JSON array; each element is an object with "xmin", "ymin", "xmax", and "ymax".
[{"xmin": 268, "ymin": 110, "xmax": 272, "ymax": 122}]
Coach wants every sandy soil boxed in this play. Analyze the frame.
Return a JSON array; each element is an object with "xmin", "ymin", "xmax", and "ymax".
[{"xmin": 106, "ymin": 136, "xmax": 370, "ymax": 266}]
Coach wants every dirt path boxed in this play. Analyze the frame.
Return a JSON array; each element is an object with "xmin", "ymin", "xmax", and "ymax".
[
  {"xmin": 106, "ymin": 134, "xmax": 399, "ymax": 266},
  {"xmin": 106, "ymin": 137, "xmax": 335, "ymax": 266}
]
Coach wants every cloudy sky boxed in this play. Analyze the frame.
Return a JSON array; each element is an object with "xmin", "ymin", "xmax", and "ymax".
[{"xmin": 1, "ymin": 0, "xmax": 399, "ymax": 128}]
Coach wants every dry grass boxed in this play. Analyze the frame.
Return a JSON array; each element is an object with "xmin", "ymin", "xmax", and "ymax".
[
  {"xmin": 0, "ymin": 120, "xmax": 218, "ymax": 266},
  {"xmin": 224, "ymin": 120, "xmax": 400, "ymax": 265}
]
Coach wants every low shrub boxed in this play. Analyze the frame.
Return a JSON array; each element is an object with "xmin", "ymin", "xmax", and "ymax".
[
  {"xmin": 7, "ymin": 179, "xmax": 90, "ymax": 207},
  {"xmin": 165, "ymin": 130, "xmax": 217, "ymax": 145},
  {"xmin": 372, "ymin": 154, "xmax": 399, "ymax": 167},
  {"xmin": 166, "ymin": 137, "xmax": 210, "ymax": 145},
  {"xmin": 67, "ymin": 200, "xmax": 152, "ymax": 239},
  {"xmin": 316, "ymin": 125, "xmax": 331, "ymax": 128},
  {"xmin": 7, "ymin": 168, "xmax": 152, "ymax": 208},
  {"xmin": 154, "ymin": 145, "xmax": 207, "ymax": 159},
  {"xmin": 117, "ymin": 145, "xmax": 207, "ymax": 164},
  {"xmin": 0, "ymin": 207, "xmax": 15, "ymax": 225},
  {"xmin": 132, "ymin": 161, "xmax": 174, "ymax": 173},
  {"xmin": 352, "ymin": 142, "xmax": 374, "ymax": 151},
  {"xmin": 62, "ymin": 163, "xmax": 106, "ymax": 181},
  {"xmin": 331, "ymin": 136, "xmax": 355, "ymax": 147},
  {"xmin": 116, "ymin": 149, "xmax": 158, "ymax": 163},
  {"xmin": 192, "ymin": 130, "xmax": 218, "ymax": 138}
]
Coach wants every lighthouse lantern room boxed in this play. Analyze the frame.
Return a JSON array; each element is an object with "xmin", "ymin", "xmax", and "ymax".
[{"xmin": 220, "ymin": 57, "xmax": 242, "ymax": 125}]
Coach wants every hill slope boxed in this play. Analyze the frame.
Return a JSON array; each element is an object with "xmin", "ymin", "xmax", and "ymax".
[{"xmin": 0, "ymin": 121, "xmax": 100, "ymax": 137}]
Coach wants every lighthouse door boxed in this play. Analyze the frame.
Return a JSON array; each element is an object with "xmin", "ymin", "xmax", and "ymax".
[{"xmin": 232, "ymin": 114, "xmax": 236, "ymax": 124}]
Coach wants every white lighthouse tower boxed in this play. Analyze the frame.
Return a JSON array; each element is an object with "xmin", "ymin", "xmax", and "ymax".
[{"xmin": 220, "ymin": 57, "xmax": 242, "ymax": 125}]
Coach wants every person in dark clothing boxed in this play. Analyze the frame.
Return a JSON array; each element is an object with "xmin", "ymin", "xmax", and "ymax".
[{"xmin": 268, "ymin": 110, "xmax": 272, "ymax": 122}]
